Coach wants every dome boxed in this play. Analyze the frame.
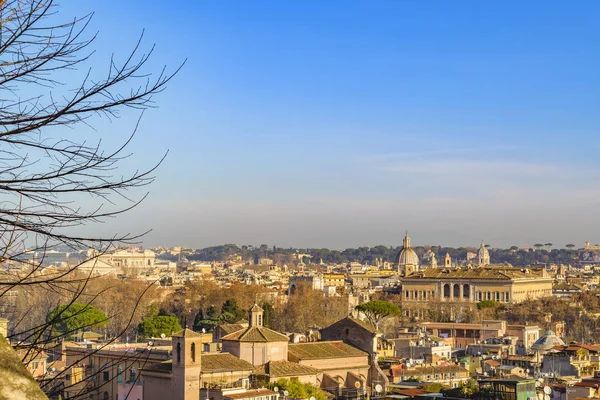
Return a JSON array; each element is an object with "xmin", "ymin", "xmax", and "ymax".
[
  {"xmin": 399, "ymin": 248, "xmax": 419, "ymax": 265},
  {"xmin": 477, "ymin": 241, "xmax": 490, "ymax": 259},
  {"xmin": 477, "ymin": 240, "xmax": 490, "ymax": 265},
  {"xmin": 531, "ymin": 330, "xmax": 565, "ymax": 352},
  {"xmin": 398, "ymin": 231, "xmax": 419, "ymax": 266}
]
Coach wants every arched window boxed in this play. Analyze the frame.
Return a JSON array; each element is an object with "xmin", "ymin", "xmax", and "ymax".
[
  {"xmin": 443, "ymin": 284, "xmax": 450, "ymax": 298},
  {"xmin": 191, "ymin": 342, "xmax": 196, "ymax": 362},
  {"xmin": 177, "ymin": 342, "xmax": 181, "ymax": 364},
  {"xmin": 103, "ymin": 392, "xmax": 109, "ymax": 400},
  {"xmin": 463, "ymin": 284, "xmax": 470, "ymax": 299},
  {"xmin": 453, "ymin": 284, "xmax": 460, "ymax": 298}
]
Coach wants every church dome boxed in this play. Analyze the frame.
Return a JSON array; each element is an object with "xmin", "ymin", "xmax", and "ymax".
[
  {"xmin": 477, "ymin": 242, "xmax": 490, "ymax": 259},
  {"xmin": 397, "ymin": 232, "xmax": 419, "ymax": 266},
  {"xmin": 531, "ymin": 330, "xmax": 565, "ymax": 352},
  {"xmin": 398, "ymin": 248, "xmax": 419, "ymax": 265}
]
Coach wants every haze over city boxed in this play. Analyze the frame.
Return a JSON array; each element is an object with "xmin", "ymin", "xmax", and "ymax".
[{"xmin": 59, "ymin": 1, "xmax": 600, "ymax": 248}]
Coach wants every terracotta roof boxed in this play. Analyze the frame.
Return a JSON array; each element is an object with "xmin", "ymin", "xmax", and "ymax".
[
  {"xmin": 484, "ymin": 360, "xmax": 501, "ymax": 367},
  {"xmin": 392, "ymin": 388, "xmax": 428, "ymax": 398},
  {"xmin": 288, "ymin": 341, "xmax": 368, "ymax": 360},
  {"xmin": 221, "ymin": 326, "xmax": 289, "ymax": 343},
  {"xmin": 172, "ymin": 328, "xmax": 203, "ymax": 338},
  {"xmin": 346, "ymin": 317, "xmax": 377, "ymax": 333},
  {"xmin": 224, "ymin": 389, "xmax": 277, "ymax": 400},
  {"xmin": 393, "ymin": 365, "xmax": 467, "ymax": 376},
  {"xmin": 322, "ymin": 317, "xmax": 376, "ymax": 335},
  {"xmin": 253, "ymin": 360, "xmax": 321, "ymax": 377},
  {"xmin": 573, "ymin": 381, "xmax": 600, "ymax": 388},
  {"xmin": 202, "ymin": 353, "xmax": 253, "ymax": 373},
  {"xmin": 405, "ymin": 267, "xmax": 548, "ymax": 281},
  {"xmin": 219, "ymin": 324, "xmax": 247, "ymax": 335}
]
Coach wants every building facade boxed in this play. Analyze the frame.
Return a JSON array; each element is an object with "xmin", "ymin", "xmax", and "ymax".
[{"xmin": 401, "ymin": 267, "xmax": 553, "ymax": 304}]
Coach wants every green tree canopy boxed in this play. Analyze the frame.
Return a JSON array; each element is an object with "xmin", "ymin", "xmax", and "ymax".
[
  {"xmin": 262, "ymin": 302, "xmax": 275, "ymax": 329},
  {"xmin": 221, "ymin": 299, "xmax": 245, "ymax": 322},
  {"xmin": 268, "ymin": 379, "xmax": 327, "ymax": 400},
  {"xmin": 138, "ymin": 315, "xmax": 181, "ymax": 339},
  {"xmin": 355, "ymin": 300, "xmax": 400, "ymax": 331},
  {"xmin": 47, "ymin": 302, "xmax": 108, "ymax": 338},
  {"xmin": 422, "ymin": 382, "xmax": 447, "ymax": 393}
]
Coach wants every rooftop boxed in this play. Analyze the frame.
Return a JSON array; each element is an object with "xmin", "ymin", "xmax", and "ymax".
[
  {"xmin": 394, "ymin": 365, "xmax": 467, "ymax": 376},
  {"xmin": 288, "ymin": 341, "xmax": 368, "ymax": 360},
  {"xmin": 224, "ymin": 389, "xmax": 277, "ymax": 400},
  {"xmin": 172, "ymin": 328, "xmax": 203, "ymax": 338},
  {"xmin": 253, "ymin": 360, "xmax": 321, "ymax": 377},
  {"xmin": 405, "ymin": 267, "xmax": 548, "ymax": 281},
  {"xmin": 221, "ymin": 326, "xmax": 289, "ymax": 343},
  {"xmin": 202, "ymin": 353, "xmax": 254, "ymax": 373}
]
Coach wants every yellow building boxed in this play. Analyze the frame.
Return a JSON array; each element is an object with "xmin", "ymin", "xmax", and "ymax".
[
  {"xmin": 323, "ymin": 274, "xmax": 346, "ymax": 287},
  {"xmin": 401, "ymin": 267, "xmax": 553, "ymax": 304}
]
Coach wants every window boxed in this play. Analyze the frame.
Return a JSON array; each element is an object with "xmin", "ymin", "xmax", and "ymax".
[
  {"xmin": 443, "ymin": 284, "xmax": 450, "ymax": 298},
  {"xmin": 191, "ymin": 342, "xmax": 196, "ymax": 362},
  {"xmin": 103, "ymin": 371, "xmax": 109, "ymax": 382},
  {"xmin": 177, "ymin": 342, "xmax": 181, "ymax": 363}
]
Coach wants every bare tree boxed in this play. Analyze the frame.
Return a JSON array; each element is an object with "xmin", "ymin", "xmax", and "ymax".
[{"xmin": 0, "ymin": 0, "xmax": 183, "ymax": 397}]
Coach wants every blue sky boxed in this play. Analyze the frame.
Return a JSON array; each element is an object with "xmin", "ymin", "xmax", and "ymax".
[{"xmin": 58, "ymin": 1, "xmax": 600, "ymax": 249}]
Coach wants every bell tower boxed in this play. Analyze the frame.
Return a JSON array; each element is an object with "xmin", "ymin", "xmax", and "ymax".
[
  {"xmin": 172, "ymin": 329, "xmax": 202, "ymax": 400},
  {"xmin": 445, "ymin": 253, "xmax": 452, "ymax": 268},
  {"xmin": 248, "ymin": 304, "xmax": 264, "ymax": 327}
]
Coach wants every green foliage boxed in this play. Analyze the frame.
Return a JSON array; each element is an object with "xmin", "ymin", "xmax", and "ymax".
[
  {"xmin": 221, "ymin": 299, "xmax": 245, "ymax": 322},
  {"xmin": 192, "ymin": 301, "xmax": 244, "ymax": 333},
  {"xmin": 477, "ymin": 300, "xmax": 498, "ymax": 309},
  {"xmin": 267, "ymin": 379, "xmax": 327, "ymax": 400},
  {"xmin": 47, "ymin": 302, "xmax": 108, "ymax": 337},
  {"xmin": 458, "ymin": 378, "xmax": 479, "ymax": 396},
  {"xmin": 206, "ymin": 305, "xmax": 218, "ymax": 320},
  {"xmin": 138, "ymin": 315, "xmax": 181, "ymax": 339},
  {"xmin": 192, "ymin": 309, "xmax": 204, "ymax": 331},
  {"xmin": 262, "ymin": 302, "xmax": 274, "ymax": 329},
  {"xmin": 444, "ymin": 379, "xmax": 479, "ymax": 398},
  {"xmin": 422, "ymin": 382, "xmax": 447, "ymax": 393},
  {"xmin": 355, "ymin": 300, "xmax": 401, "ymax": 330},
  {"xmin": 218, "ymin": 312, "xmax": 237, "ymax": 324}
]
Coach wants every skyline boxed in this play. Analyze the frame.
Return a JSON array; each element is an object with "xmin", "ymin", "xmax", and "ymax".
[{"xmin": 58, "ymin": 1, "xmax": 600, "ymax": 249}]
